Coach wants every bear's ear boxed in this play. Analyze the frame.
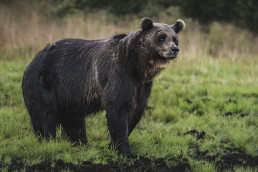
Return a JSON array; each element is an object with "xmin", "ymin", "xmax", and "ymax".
[
  {"xmin": 172, "ymin": 19, "xmax": 186, "ymax": 33},
  {"xmin": 140, "ymin": 17, "xmax": 153, "ymax": 31}
]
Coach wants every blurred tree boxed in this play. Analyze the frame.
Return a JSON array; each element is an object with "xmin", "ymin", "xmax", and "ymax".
[
  {"xmin": 52, "ymin": 0, "xmax": 149, "ymax": 16},
  {"xmin": 179, "ymin": 0, "xmax": 258, "ymax": 33},
  {"xmin": 49, "ymin": 0, "xmax": 181, "ymax": 16},
  {"xmin": 1, "ymin": 0, "xmax": 257, "ymax": 33}
]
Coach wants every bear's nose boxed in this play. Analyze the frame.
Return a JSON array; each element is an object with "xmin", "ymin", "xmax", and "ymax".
[
  {"xmin": 171, "ymin": 46, "xmax": 179, "ymax": 58},
  {"xmin": 171, "ymin": 47, "xmax": 179, "ymax": 54}
]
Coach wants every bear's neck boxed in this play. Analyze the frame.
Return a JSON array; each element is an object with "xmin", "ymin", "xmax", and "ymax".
[{"xmin": 137, "ymin": 57, "xmax": 169, "ymax": 83}]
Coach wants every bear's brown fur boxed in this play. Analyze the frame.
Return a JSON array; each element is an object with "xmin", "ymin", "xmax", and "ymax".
[{"xmin": 22, "ymin": 18, "xmax": 185, "ymax": 156}]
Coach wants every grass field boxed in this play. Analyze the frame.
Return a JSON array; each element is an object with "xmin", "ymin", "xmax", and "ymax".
[
  {"xmin": 0, "ymin": 54, "xmax": 257, "ymax": 171},
  {"xmin": 0, "ymin": 4, "xmax": 258, "ymax": 171}
]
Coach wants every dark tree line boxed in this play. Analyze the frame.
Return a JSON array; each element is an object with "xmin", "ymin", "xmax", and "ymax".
[
  {"xmin": 1, "ymin": 0, "xmax": 257, "ymax": 33},
  {"xmin": 179, "ymin": 0, "xmax": 258, "ymax": 34}
]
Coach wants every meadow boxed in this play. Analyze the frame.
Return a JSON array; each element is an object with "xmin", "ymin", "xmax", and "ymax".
[{"xmin": 0, "ymin": 4, "xmax": 258, "ymax": 171}]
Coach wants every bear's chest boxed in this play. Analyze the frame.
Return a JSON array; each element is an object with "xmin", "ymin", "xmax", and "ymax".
[{"xmin": 142, "ymin": 59, "xmax": 169, "ymax": 83}]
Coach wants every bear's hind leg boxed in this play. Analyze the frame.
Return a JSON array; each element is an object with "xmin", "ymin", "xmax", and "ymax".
[
  {"xmin": 60, "ymin": 117, "xmax": 88, "ymax": 145},
  {"xmin": 41, "ymin": 109, "xmax": 58, "ymax": 139},
  {"xmin": 30, "ymin": 115, "xmax": 44, "ymax": 137},
  {"xmin": 29, "ymin": 105, "xmax": 58, "ymax": 139}
]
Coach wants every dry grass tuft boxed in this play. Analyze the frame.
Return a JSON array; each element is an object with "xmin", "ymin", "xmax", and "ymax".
[{"xmin": 0, "ymin": 4, "xmax": 257, "ymax": 60}]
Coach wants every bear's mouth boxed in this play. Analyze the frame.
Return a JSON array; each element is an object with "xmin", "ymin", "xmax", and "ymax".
[
  {"xmin": 159, "ymin": 51, "xmax": 178, "ymax": 60},
  {"xmin": 170, "ymin": 51, "xmax": 179, "ymax": 59}
]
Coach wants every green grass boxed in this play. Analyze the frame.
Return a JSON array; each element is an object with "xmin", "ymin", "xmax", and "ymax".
[{"xmin": 0, "ymin": 55, "xmax": 257, "ymax": 171}]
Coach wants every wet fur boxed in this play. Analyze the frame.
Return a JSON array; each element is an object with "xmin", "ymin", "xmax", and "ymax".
[{"xmin": 22, "ymin": 18, "xmax": 184, "ymax": 156}]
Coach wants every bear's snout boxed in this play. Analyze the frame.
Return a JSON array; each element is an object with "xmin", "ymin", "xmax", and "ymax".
[{"xmin": 171, "ymin": 46, "xmax": 179, "ymax": 58}]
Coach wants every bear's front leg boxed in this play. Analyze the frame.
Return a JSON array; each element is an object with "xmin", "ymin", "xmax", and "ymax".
[
  {"xmin": 106, "ymin": 103, "xmax": 133, "ymax": 157},
  {"xmin": 128, "ymin": 82, "xmax": 153, "ymax": 136}
]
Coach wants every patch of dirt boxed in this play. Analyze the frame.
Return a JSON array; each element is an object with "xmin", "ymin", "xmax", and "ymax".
[
  {"xmin": 240, "ymin": 113, "xmax": 248, "ymax": 117},
  {"xmin": 0, "ymin": 162, "xmax": 5, "ymax": 169},
  {"xmin": 216, "ymin": 152, "xmax": 258, "ymax": 170},
  {"xmin": 184, "ymin": 98, "xmax": 211, "ymax": 104},
  {"xmin": 191, "ymin": 145, "xmax": 258, "ymax": 171},
  {"xmin": 2, "ymin": 147, "xmax": 258, "ymax": 171},
  {"xmin": 8, "ymin": 159, "xmax": 24, "ymax": 171},
  {"xmin": 241, "ymin": 93, "xmax": 258, "ymax": 98},
  {"xmin": 190, "ymin": 146, "xmax": 218, "ymax": 162},
  {"xmin": 226, "ymin": 99, "xmax": 237, "ymax": 104},
  {"xmin": 183, "ymin": 129, "xmax": 206, "ymax": 140},
  {"xmin": 223, "ymin": 112, "xmax": 233, "ymax": 117},
  {"xmin": 222, "ymin": 112, "xmax": 249, "ymax": 118},
  {"xmin": 185, "ymin": 99, "xmax": 192, "ymax": 104},
  {"xmin": 1, "ymin": 157, "xmax": 190, "ymax": 172}
]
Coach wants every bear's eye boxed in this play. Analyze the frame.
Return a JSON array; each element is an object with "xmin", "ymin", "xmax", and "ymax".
[
  {"xmin": 173, "ymin": 36, "xmax": 178, "ymax": 45},
  {"xmin": 158, "ymin": 34, "xmax": 167, "ymax": 42}
]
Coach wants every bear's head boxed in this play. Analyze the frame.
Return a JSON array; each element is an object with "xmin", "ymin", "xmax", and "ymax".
[
  {"xmin": 135, "ymin": 17, "xmax": 185, "ymax": 82},
  {"xmin": 139, "ymin": 17, "xmax": 185, "ymax": 61}
]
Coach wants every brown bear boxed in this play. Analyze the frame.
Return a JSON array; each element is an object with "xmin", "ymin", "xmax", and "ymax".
[{"xmin": 22, "ymin": 18, "xmax": 185, "ymax": 157}]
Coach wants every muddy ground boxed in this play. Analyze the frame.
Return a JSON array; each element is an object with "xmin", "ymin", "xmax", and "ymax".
[
  {"xmin": 1, "ymin": 110, "xmax": 257, "ymax": 171},
  {"xmin": 1, "ymin": 138, "xmax": 258, "ymax": 172},
  {"xmin": 1, "ymin": 153, "xmax": 258, "ymax": 171},
  {"xmin": 1, "ymin": 157, "xmax": 190, "ymax": 172}
]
